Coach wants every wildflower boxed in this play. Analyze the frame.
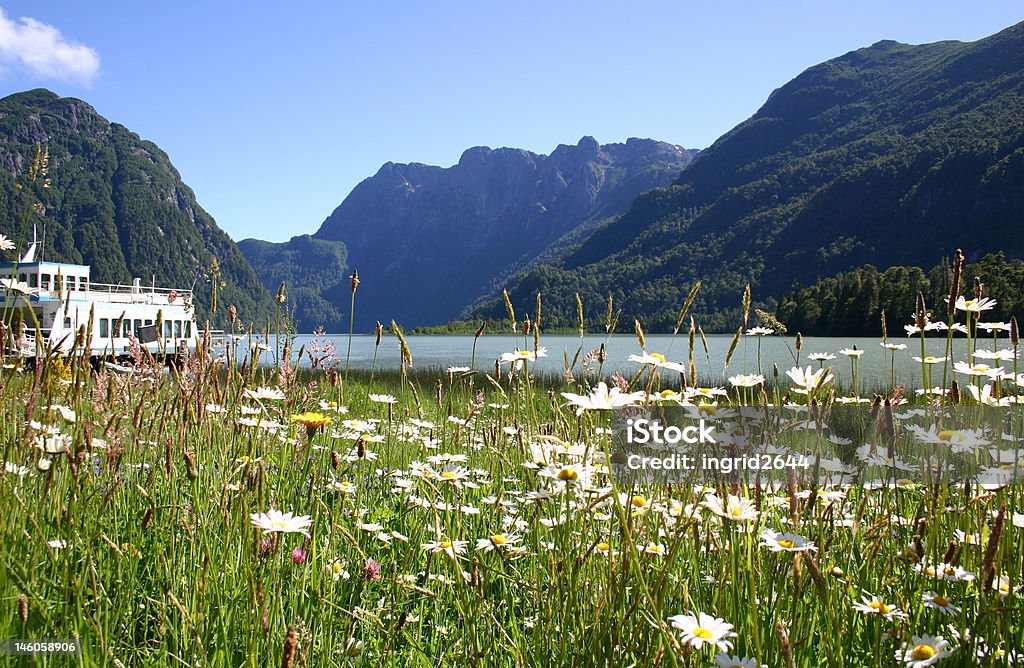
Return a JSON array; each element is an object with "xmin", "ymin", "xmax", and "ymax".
[
  {"xmin": 628, "ymin": 352, "xmax": 687, "ymax": 372},
  {"xmin": 363, "ymin": 557, "xmax": 381, "ymax": 580},
  {"xmin": 839, "ymin": 347, "xmax": 865, "ymax": 357},
  {"xmin": 713, "ymin": 655, "xmax": 766, "ymax": 668},
  {"xmin": 291, "ymin": 412, "xmax": 332, "ymax": 434},
  {"xmin": 967, "ymin": 384, "xmax": 1011, "ymax": 406},
  {"xmin": 785, "ymin": 366, "xmax": 834, "ymax": 392},
  {"xmin": 499, "ymin": 347, "xmax": 548, "ymax": 368},
  {"xmin": 853, "ymin": 595, "xmax": 907, "ymax": 620},
  {"xmin": 243, "ymin": 386, "xmax": 286, "ymax": 401},
  {"xmin": 475, "ymin": 533, "xmax": 521, "ymax": 553},
  {"xmin": 560, "ymin": 382, "xmax": 644, "ymax": 415},
  {"xmin": 760, "ymin": 529, "xmax": 817, "ymax": 552},
  {"xmin": 912, "ymin": 356, "xmax": 948, "ymax": 365},
  {"xmin": 808, "ymin": 352, "xmax": 836, "ymax": 362},
  {"xmin": 341, "ymin": 638, "xmax": 363, "ymax": 657},
  {"xmin": 896, "ymin": 634, "xmax": 953, "ymax": 667},
  {"xmin": 881, "ymin": 342, "xmax": 908, "ymax": 351},
  {"xmin": 915, "ymin": 561, "xmax": 976, "ymax": 582},
  {"xmin": 953, "ymin": 361, "xmax": 1004, "ymax": 378},
  {"xmin": 921, "ymin": 592, "xmax": 960, "ymax": 616},
  {"xmin": 369, "ymin": 393, "xmax": 397, "ymax": 404},
  {"xmin": 330, "ymin": 560, "xmax": 351, "ymax": 581},
  {"xmin": 955, "ymin": 296, "xmax": 997, "ymax": 313},
  {"xmin": 638, "ymin": 542, "xmax": 667, "ymax": 555},
  {"xmin": 728, "ymin": 374, "xmax": 765, "ymax": 387},
  {"xmin": 249, "ymin": 509, "xmax": 313, "ymax": 537},
  {"xmin": 745, "ymin": 327, "xmax": 773, "ymax": 336},
  {"xmin": 421, "ymin": 538, "xmax": 468, "ymax": 559},
  {"xmin": 291, "ymin": 546, "xmax": 308, "ymax": 564},
  {"xmin": 0, "ymin": 233, "xmax": 15, "ymax": 252},
  {"xmin": 703, "ymin": 494, "xmax": 759, "ymax": 522},
  {"xmin": 668, "ymin": 612, "xmax": 736, "ymax": 651}
]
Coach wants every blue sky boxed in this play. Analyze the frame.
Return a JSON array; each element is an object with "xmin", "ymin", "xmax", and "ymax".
[{"xmin": 1, "ymin": 2, "xmax": 1022, "ymax": 242}]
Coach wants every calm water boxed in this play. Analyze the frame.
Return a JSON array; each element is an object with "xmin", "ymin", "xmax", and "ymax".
[{"xmin": 236, "ymin": 333, "xmax": 1008, "ymax": 389}]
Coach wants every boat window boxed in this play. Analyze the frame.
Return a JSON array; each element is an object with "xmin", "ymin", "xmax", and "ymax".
[
  {"xmin": 18, "ymin": 273, "xmax": 26, "ymax": 283},
  {"xmin": 68, "ymin": 276, "xmax": 77, "ymax": 291},
  {"xmin": 28, "ymin": 274, "xmax": 37, "ymax": 288},
  {"xmin": 123, "ymin": 320, "xmax": 132, "ymax": 338},
  {"xmin": 40, "ymin": 274, "xmax": 50, "ymax": 290},
  {"xmin": 144, "ymin": 319, "xmax": 153, "ymax": 326},
  {"xmin": 185, "ymin": 321, "xmax": 192, "ymax": 337},
  {"xmin": 133, "ymin": 319, "xmax": 142, "ymax": 336},
  {"xmin": 174, "ymin": 321, "xmax": 182, "ymax": 338},
  {"xmin": 64, "ymin": 317, "xmax": 72, "ymax": 329},
  {"xmin": 100, "ymin": 319, "xmax": 109, "ymax": 338},
  {"xmin": 80, "ymin": 278, "xmax": 88, "ymax": 291},
  {"xmin": 164, "ymin": 321, "xmax": 173, "ymax": 339}
]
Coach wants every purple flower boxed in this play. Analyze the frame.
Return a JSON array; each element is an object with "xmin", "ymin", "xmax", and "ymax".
[
  {"xmin": 291, "ymin": 546, "xmax": 309, "ymax": 565},
  {"xmin": 363, "ymin": 557, "xmax": 381, "ymax": 581}
]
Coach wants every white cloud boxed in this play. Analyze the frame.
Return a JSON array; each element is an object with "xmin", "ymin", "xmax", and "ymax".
[{"xmin": 0, "ymin": 9, "xmax": 100, "ymax": 86}]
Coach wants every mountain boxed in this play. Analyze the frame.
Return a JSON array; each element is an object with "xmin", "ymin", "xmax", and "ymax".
[
  {"xmin": 241, "ymin": 137, "xmax": 697, "ymax": 331},
  {"xmin": 0, "ymin": 89, "xmax": 274, "ymax": 327},
  {"xmin": 468, "ymin": 21, "xmax": 1024, "ymax": 332}
]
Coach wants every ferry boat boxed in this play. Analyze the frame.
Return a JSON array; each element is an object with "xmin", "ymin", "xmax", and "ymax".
[{"xmin": 1, "ymin": 237, "xmax": 200, "ymax": 361}]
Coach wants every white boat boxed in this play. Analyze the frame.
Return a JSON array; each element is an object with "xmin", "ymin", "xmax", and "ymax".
[{"xmin": 1, "ymin": 241, "xmax": 201, "ymax": 361}]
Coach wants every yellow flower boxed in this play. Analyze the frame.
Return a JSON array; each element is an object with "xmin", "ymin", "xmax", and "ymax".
[{"xmin": 291, "ymin": 412, "xmax": 333, "ymax": 429}]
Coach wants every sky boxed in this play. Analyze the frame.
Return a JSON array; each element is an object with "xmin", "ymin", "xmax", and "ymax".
[{"xmin": 0, "ymin": 2, "xmax": 1022, "ymax": 242}]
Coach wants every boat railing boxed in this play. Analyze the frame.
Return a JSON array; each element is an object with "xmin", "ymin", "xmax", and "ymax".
[{"xmin": 82, "ymin": 283, "xmax": 194, "ymax": 305}]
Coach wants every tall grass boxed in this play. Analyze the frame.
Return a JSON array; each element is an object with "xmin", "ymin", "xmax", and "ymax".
[{"xmin": 0, "ymin": 282, "xmax": 1022, "ymax": 667}]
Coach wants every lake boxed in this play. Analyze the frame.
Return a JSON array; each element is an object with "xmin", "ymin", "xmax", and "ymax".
[{"xmin": 235, "ymin": 332, "xmax": 1011, "ymax": 390}]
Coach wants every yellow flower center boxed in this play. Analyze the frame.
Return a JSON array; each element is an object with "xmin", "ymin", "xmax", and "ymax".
[
  {"xmin": 924, "ymin": 566, "xmax": 936, "ymax": 576},
  {"xmin": 596, "ymin": 542, "xmax": 610, "ymax": 551},
  {"xmin": 777, "ymin": 539, "xmax": 797, "ymax": 549},
  {"xmin": 650, "ymin": 353, "xmax": 665, "ymax": 363},
  {"xmin": 332, "ymin": 563, "xmax": 344, "ymax": 574},
  {"xmin": 631, "ymin": 495, "xmax": 647, "ymax": 508},
  {"xmin": 490, "ymin": 535, "xmax": 507, "ymax": 545},
  {"xmin": 693, "ymin": 627, "xmax": 714, "ymax": 639},
  {"xmin": 557, "ymin": 468, "xmax": 579, "ymax": 481},
  {"xmin": 912, "ymin": 645, "xmax": 936, "ymax": 660},
  {"xmin": 972, "ymin": 366, "xmax": 987, "ymax": 373},
  {"xmin": 440, "ymin": 471, "xmax": 457, "ymax": 479},
  {"xmin": 943, "ymin": 567, "xmax": 956, "ymax": 576},
  {"xmin": 730, "ymin": 506, "xmax": 744, "ymax": 517},
  {"xmin": 438, "ymin": 541, "xmax": 453, "ymax": 549},
  {"xmin": 869, "ymin": 601, "xmax": 891, "ymax": 614},
  {"xmin": 931, "ymin": 595, "xmax": 949, "ymax": 606},
  {"xmin": 270, "ymin": 521, "xmax": 288, "ymax": 531},
  {"xmin": 937, "ymin": 430, "xmax": 956, "ymax": 441},
  {"xmin": 699, "ymin": 404, "xmax": 717, "ymax": 416},
  {"xmin": 659, "ymin": 389, "xmax": 677, "ymax": 398}
]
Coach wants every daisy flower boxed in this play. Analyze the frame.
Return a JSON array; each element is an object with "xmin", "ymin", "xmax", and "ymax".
[
  {"xmin": 921, "ymin": 592, "xmax": 961, "ymax": 616},
  {"xmin": 955, "ymin": 296, "xmax": 997, "ymax": 313},
  {"xmin": 667, "ymin": 612, "xmax": 736, "ymax": 651},
  {"xmin": 628, "ymin": 352, "xmax": 687, "ymax": 373},
  {"xmin": 785, "ymin": 366, "xmax": 834, "ymax": 391},
  {"xmin": 713, "ymin": 654, "xmax": 766, "ymax": 668},
  {"xmin": 560, "ymin": 382, "xmax": 644, "ymax": 415},
  {"xmin": 728, "ymin": 374, "xmax": 765, "ymax": 387},
  {"xmin": 745, "ymin": 327, "xmax": 773, "ymax": 336},
  {"xmin": 421, "ymin": 538, "xmax": 468, "ymax": 559},
  {"xmin": 839, "ymin": 347, "xmax": 865, "ymax": 357},
  {"xmin": 475, "ymin": 533, "xmax": 521, "ymax": 552},
  {"xmin": 896, "ymin": 634, "xmax": 953, "ymax": 667},
  {"xmin": 760, "ymin": 529, "xmax": 817, "ymax": 552},
  {"xmin": 249, "ymin": 509, "xmax": 313, "ymax": 537},
  {"xmin": 703, "ymin": 494, "xmax": 759, "ymax": 522},
  {"xmin": 853, "ymin": 595, "xmax": 907, "ymax": 620},
  {"xmin": 368, "ymin": 393, "xmax": 397, "ymax": 404},
  {"xmin": 243, "ymin": 386, "xmax": 286, "ymax": 401}
]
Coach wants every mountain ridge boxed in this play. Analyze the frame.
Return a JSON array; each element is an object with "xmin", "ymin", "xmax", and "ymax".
[
  {"xmin": 0, "ymin": 89, "xmax": 275, "ymax": 327},
  {"xmin": 242, "ymin": 136, "xmax": 698, "ymax": 331}
]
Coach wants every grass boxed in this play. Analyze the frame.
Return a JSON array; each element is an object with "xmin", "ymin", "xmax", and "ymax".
[{"xmin": 0, "ymin": 310, "xmax": 1022, "ymax": 667}]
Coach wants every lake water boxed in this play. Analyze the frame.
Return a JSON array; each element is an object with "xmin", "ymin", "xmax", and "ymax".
[{"xmin": 236, "ymin": 333, "xmax": 1012, "ymax": 389}]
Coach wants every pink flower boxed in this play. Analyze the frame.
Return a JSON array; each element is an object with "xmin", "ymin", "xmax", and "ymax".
[
  {"xmin": 291, "ymin": 546, "xmax": 309, "ymax": 565},
  {"xmin": 363, "ymin": 557, "xmax": 381, "ymax": 581}
]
